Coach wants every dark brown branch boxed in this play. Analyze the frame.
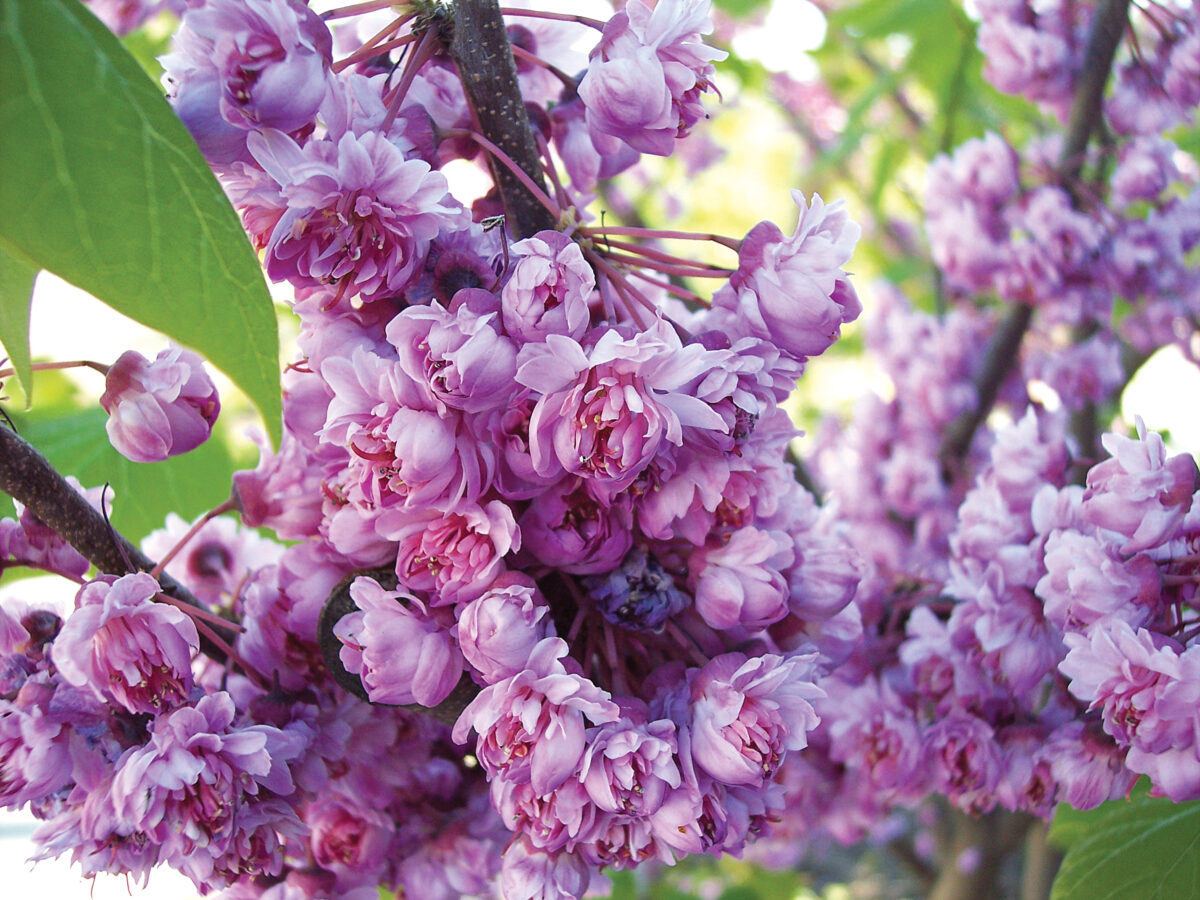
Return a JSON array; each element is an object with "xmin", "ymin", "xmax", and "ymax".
[
  {"xmin": 1060, "ymin": 0, "xmax": 1132, "ymax": 192},
  {"xmin": 0, "ymin": 423, "xmax": 226, "ymax": 659},
  {"xmin": 444, "ymin": 0, "xmax": 557, "ymax": 239},
  {"xmin": 938, "ymin": 0, "xmax": 1131, "ymax": 471},
  {"xmin": 939, "ymin": 303, "xmax": 1033, "ymax": 467}
]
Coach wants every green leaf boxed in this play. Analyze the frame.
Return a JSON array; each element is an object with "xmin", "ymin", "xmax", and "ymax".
[
  {"xmin": 1049, "ymin": 788, "xmax": 1200, "ymax": 900},
  {"xmin": 713, "ymin": 0, "xmax": 771, "ymax": 17},
  {"xmin": 0, "ymin": 243, "xmax": 36, "ymax": 403},
  {"xmin": 0, "ymin": 0, "xmax": 281, "ymax": 446}
]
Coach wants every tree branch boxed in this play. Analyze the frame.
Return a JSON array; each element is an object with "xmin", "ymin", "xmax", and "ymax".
[
  {"xmin": 444, "ymin": 0, "xmax": 557, "ymax": 240},
  {"xmin": 0, "ymin": 423, "xmax": 227, "ymax": 659},
  {"xmin": 938, "ymin": 0, "xmax": 1131, "ymax": 471}
]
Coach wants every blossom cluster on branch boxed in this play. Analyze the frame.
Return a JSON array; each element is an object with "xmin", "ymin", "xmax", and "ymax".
[{"xmin": 3, "ymin": 0, "xmax": 1200, "ymax": 898}]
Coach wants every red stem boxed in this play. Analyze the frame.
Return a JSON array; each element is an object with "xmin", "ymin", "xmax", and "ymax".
[
  {"xmin": 598, "ymin": 249, "xmax": 732, "ymax": 278},
  {"xmin": 333, "ymin": 30, "xmax": 418, "ymax": 75},
  {"xmin": 497, "ymin": 7, "xmax": 606, "ymax": 29},
  {"xmin": 150, "ymin": 497, "xmax": 238, "ymax": 580},
  {"xmin": 0, "ymin": 359, "xmax": 110, "ymax": 380},
  {"xmin": 321, "ymin": 0, "xmax": 407, "ymax": 20},
  {"xmin": 442, "ymin": 128, "xmax": 561, "ymax": 219},
  {"xmin": 584, "ymin": 225, "xmax": 742, "ymax": 251}
]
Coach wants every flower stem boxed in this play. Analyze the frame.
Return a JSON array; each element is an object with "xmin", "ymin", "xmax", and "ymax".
[
  {"xmin": 150, "ymin": 496, "xmax": 238, "ymax": 580},
  {"xmin": 0, "ymin": 359, "xmax": 109, "ymax": 380},
  {"xmin": 497, "ymin": 7, "xmax": 606, "ymax": 29}
]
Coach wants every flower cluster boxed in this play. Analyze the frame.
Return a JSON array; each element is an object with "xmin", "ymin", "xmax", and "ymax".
[
  {"xmin": 2, "ymin": 2, "xmax": 868, "ymax": 898},
  {"xmin": 9, "ymin": 0, "xmax": 1200, "ymax": 896}
]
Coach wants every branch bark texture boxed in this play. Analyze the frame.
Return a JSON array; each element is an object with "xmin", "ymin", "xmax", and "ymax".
[
  {"xmin": 0, "ymin": 424, "xmax": 227, "ymax": 657},
  {"xmin": 445, "ymin": 0, "xmax": 557, "ymax": 239}
]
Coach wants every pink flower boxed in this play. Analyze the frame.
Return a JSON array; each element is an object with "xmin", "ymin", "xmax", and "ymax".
[
  {"xmin": 167, "ymin": 0, "xmax": 332, "ymax": 134},
  {"xmin": 321, "ymin": 346, "xmax": 496, "ymax": 512},
  {"xmin": 1045, "ymin": 721, "xmax": 1136, "ymax": 811},
  {"xmin": 578, "ymin": 0, "xmax": 726, "ymax": 156},
  {"xmin": 457, "ymin": 573, "xmax": 555, "ymax": 684},
  {"xmin": 333, "ymin": 575, "xmax": 462, "ymax": 707},
  {"xmin": 822, "ymin": 675, "xmax": 922, "ymax": 793},
  {"xmin": 452, "ymin": 638, "xmax": 619, "ymax": 795},
  {"xmin": 711, "ymin": 192, "xmax": 862, "ymax": 361},
  {"xmin": 1082, "ymin": 422, "xmax": 1198, "ymax": 553},
  {"xmin": 1037, "ymin": 529, "xmax": 1162, "ymax": 632},
  {"xmin": 501, "ymin": 231, "xmax": 594, "ymax": 343},
  {"xmin": 687, "ymin": 652, "xmax": 823, "ymax": 787},
  {"xmin": 1060, "ymin": 621, "xmax": 1186, "ymax": 753},
  {"xmin": 100, "ymin": 347, "xmax": 220, "ymax": 463},
  {"xmin": 51, "ymin": 573, "xmax": 198, "ymax": 715},
  {"xmin": 306, "ymin": 795, "xmax": 393, "ymax": 882},
  {"xmin": 141, "ymin": 512, "xmax": 283, "ymax": 607},
  {"xmin": 499, "ymin": 836, "xmax": 592, "ymax": 900},
  {"xmin": 109, "ymin": 692, "xmax": 303, "ymax": 873},
  {"xmin": 517, "ymin": 321, "xmax": 727, "ymax": 493},
  {"xmin": 689, "ymin": 527, "xmax": 792, "ymax": 630},
  {"xmin": 382, "ymin": 501, "xmax": 519, "ymax": 605},
  {"xmin": 579, "ymin": 717, "xmax": 681, "ymax": 816},
  {"xmin": 249, "ymin": 128, "xmax": 463, "ymax": 302},
  {"xmin": 387, "ymin": 300, "xmax": 518, "ymax": 415}
]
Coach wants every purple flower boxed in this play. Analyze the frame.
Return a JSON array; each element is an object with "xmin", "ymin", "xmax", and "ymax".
[
  {"xmin": 452, "ymin": 638, "xmax": 619, "ymax": 795},
  {"xmin": 711, "ymin": 192, "xmax": 862, "ymax": 361},
  {"xmin": 517, "ymin": 321, "xmax": 727, "ymax": 493},
  {"xmin": 109, "ymin": 692, "xmax": 303, "ymax": 874},
  {"xmin": 501, "ymin": 231, "xmax": 594, "ymax": 343},
  {"xmin": 579, "ymin": 717, "xmax": 681, "ymax": 816},
  {"xmin": 165, "ymin": 0, "xmax": 332, "ymax": 135},
  {"xmin": 687, "ymin": 652, "xmax": 823, "ymax": 787},
  {"xmin": 785, "ymin": 531, "xmax": 862, "ymax": 620},
  {"xmin": 51, "ymin": 573, "xmax": 198, "ymax": 715},
  {"xmin": 0, "ymin": 685, "xmax": 74, "ymax": 808},
  {"xmin": 2, "ymin": 483, "xmax": 95, "ymax": 582},
  {"xmin": 249, "ymin": 128, "xmax": 463, "ymax": 302},
  {"xmin": 689, "ymin": 527, "xmax": 792, "ymax": 631},
  {"xmin": 581, "ymin": 547, "xmax": 688, "ymax": 633},
  {"xmin": 457, "ymin": 573, "xmax": 555, "ymax": 684},
  {"xmin": 100, "ymin": 347, "xmax": 220, "ymax": 463},
  {"xmin": 923, "ymin": 712, "xmax": 1002, "ymax": 813},
  {"xmin": 519, "ymin": 479, "xmax": 634, "ymax": 575},
  {"xmin": 578, "ymin": 0, "xmax": 726, "ymax": 156},
  {"xmin": 334, "ymin": 575, "xmax": 462, "ymax": 707},
  {"xmin": 1082, "ymin": 422, "xmax": 1198, "ymax": 553}
]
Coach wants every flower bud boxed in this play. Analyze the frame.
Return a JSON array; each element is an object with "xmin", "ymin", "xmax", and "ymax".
[{"xmin": 100, "ymin": 347, "xmax": 220, "ymax": 463}]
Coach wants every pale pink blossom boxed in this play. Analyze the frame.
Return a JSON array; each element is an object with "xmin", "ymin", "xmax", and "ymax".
[
  {"xmin": 334, "ymin": 575, "xmax": 462, "ymax": 707},
  {"xmin": 101, "ymin": 347, "xmax": 220, "ymax": 463},
  {"xmin": 52, "ymin": 573, "xmax": 198, "ymax": 715}
]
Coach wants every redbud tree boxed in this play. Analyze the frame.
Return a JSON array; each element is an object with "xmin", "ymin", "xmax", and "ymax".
[{"xmin": 1, "ymin": 1, "xmax": 1199, "ymax": 899}]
